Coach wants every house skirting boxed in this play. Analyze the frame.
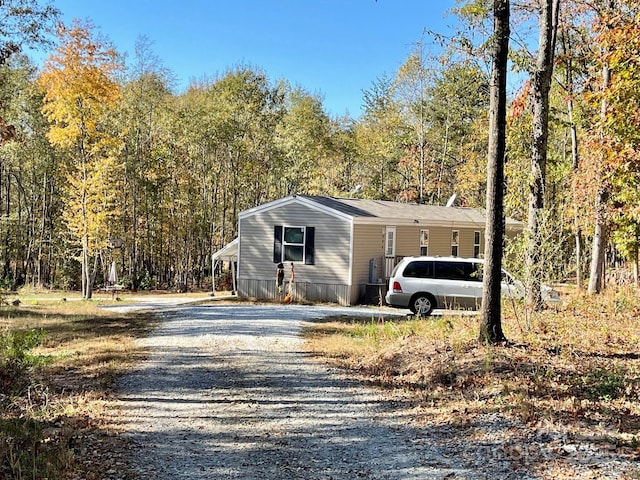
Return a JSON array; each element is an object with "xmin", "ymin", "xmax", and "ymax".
[{"xmin": 238, "ymin": 279, "xmax": 351, "ymax": 306}]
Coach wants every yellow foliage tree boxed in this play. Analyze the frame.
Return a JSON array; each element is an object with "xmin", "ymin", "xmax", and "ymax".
[{"xmin": 38, "ymin": 20, "xmax": 123, "ymax": 299}]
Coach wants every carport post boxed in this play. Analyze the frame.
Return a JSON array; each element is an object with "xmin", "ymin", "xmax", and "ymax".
[
  {"xmin": 211, "ymin": 254, "xmax": 215, "ymax": 296},
  {"xmin": 231, "ymin": 259, "xmax": 236, "ymax": 295}
]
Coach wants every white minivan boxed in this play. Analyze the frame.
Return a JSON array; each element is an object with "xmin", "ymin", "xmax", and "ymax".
[{"xmin": 384, "ymin": 256, "xmax": 561, "ymax": 315}]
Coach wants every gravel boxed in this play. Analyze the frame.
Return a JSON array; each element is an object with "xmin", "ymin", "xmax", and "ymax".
[{"xmin": 111, "ymin": 302, "xmax": 637, "ymax": 480}]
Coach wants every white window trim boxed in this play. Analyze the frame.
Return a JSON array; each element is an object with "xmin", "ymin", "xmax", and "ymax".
[
  {"xmin": 420, "ymin": 229, "xmax": 429, "ymax": 255},
  {"xmin": 385, "ymin": 226, "xmax": 396, "ymax": 258},
  {"xmin": 474, "ymin": 231, "xmax": 481, "ymax": 258},
  {"xmin": 283, "ymin": 225, "xmax": 306, "ymax": 263},
  {"xmin": 451, "ymin": 230, "xmax": 459, "ymax": 256},
  {"xmin": 451, "ymin": 230, "xmax": 460, "ymax": 246}
]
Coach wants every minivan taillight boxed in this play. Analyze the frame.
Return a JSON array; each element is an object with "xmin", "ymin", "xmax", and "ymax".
[{"xmin": 392, "ymin": 281, "xmax": 403, "ymax": 293}]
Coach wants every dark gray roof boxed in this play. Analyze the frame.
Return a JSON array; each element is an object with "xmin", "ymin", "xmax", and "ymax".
[
  {"xmin": 302, "ymin": 196, "xmax": 376, "ymax": 217},
  {"xmin": 302, "ymin": 195, "xmax": 522, "ymax": 228}
]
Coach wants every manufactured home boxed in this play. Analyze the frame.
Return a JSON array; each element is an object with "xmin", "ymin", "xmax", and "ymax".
[{"xmin": 235, "ymin": 195, "xmax": 522, "ymax": 306}]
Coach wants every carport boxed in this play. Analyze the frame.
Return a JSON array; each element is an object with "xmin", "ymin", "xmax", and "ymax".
[{"xmin": 212, "ymin": 238, "xmax": 238, "ymax": 295}]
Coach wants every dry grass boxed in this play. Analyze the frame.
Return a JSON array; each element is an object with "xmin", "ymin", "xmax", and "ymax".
[
  {"xmin": 304, "ymin": 287, "xmax": 640, "ymax": 452},
  {"xmin": 0, "ymin": 297, "xmax": 154, "ymax": 480},
  {"xmin": 2, "ymin": 288, "xmax": 638, "ymax": 478}
]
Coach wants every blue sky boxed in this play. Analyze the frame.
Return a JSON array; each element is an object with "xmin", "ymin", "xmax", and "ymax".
[{"xmin": 44, "ymin": 0, "xmax": 459, "ymax": 118}]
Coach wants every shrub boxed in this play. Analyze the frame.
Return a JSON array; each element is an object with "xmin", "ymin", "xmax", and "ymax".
[{"xmin": 0, "ymin": 329, "xmax": 48, "ymax": 394}]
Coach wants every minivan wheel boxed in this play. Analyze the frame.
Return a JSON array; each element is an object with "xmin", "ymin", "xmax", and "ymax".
[{"xmin": 410, "ymin": 294, "xmax": 435, "ymax": 316}]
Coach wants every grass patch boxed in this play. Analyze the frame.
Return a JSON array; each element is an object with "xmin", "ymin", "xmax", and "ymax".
[
  {"xmin": 304, "ymin": 287, "xmax": 640, "ymax": 452},
  {"xmin": 0, "ymin": 298, "xmax": 154, "ymax": 479}
]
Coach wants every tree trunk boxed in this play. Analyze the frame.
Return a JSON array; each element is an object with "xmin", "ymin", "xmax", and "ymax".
[
  {"xmin": 37, "ymin": 173, "xmax": 48, "ymax": 288},
  {"xmin": 480, "ymin": 0, "xmax": 510, "ymax": 345},
  {"xmin": 4, "ymin": 162, "xmax": 10, "ymax": 281},
  {"xmin": 419, "ymin": 101, "xmax": 425, "ymax": 204},
  {"xmin": 588, "ymin": 29, "xmax": 612, "ymax": 294},
  {"xmin": 438, "ymin": 108, "xmax": 450, "ymax": 203},
  {"xmin": 81, "ymin": 239, "xmax": 89, "ymax": 298},
  {"xmin": 87, "ymin": 252, "xmax": 98, "ymax": 299},
  {"xmin": 558, "ymin": 24, "xmax": 584, "ymax": 290},
  {"xmin": 588, "ymin": 189, "xmax": 607, "ymax": 293},
  {"xmin": 526, "ymin": 0, "xmax": 559, "ymax": 310},
  {"xmin": 131, "ymin": 179, "xmax": 139, "ymax": 290},
  {"xmin": 569, "ymin": 77, "xmax": 582, "ymax": 290},
  {"xmin": 634, "ymin": 227, "xmax": 639, "ymax": 289},
  {"xmin": 575, "ymin": 221, "xmax": 583, "ymax": 288}
]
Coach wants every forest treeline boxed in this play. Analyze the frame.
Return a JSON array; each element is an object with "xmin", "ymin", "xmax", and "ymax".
[{"xmin": 0, "ymin": 0, "xmax": 638, "ymax": 296}]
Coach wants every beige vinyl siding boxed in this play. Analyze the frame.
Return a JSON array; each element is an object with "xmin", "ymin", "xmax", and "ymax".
[
  {"xmin": 422, "ymin": 227, "xmax": 452, "ymax": 256},
  {"xmin": 394, "ymin": 226, "xmax": 421, "ymax": 257},
  {"xmin": 458, "ymin": 228, "xmax": 483, "ymax": 258},
  {"xmin": 351, "ymin": 224, "xmax": 385, "ymax": 283},
  {"xmin": 350, "ymin": 224, "xmax": 386, "ymax": 303},
  {"xmin": 391, "ymin": 226, "xmax": 414, "ymax": 257},
  {"xmin": 238, "ymin": 203, "xmax": 351, "ymax": 285},
  {"xmin": 393, "ymin": 226, "xmax": 486, "ymax": 258}
]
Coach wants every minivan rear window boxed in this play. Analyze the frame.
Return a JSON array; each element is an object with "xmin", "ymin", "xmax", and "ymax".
[{"xmin": 403, "ymin": 261, "xmax": 433, "ymax": 278}]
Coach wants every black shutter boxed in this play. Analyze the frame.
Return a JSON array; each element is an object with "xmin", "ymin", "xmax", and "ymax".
[
  {"xmin": 305, "ymin": 227, "xmax": 315, "ymax": 265},
  {"xmin": 273, "ymin": 226, "xmax": 283, "ymax": 263}
]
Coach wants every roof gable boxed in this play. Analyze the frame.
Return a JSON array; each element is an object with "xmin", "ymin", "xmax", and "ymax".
[{"xmin": 238, "ymin": 195, "xmax": 353, "ymax": 222}]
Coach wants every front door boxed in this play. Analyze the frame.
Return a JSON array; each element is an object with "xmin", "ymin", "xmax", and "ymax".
[{"xmin": 384, "ymin": 226, "xmax": 396, "ymax": 278}]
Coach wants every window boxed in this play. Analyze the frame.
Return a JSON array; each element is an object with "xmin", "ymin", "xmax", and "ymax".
[
  {"xmin": 469, "ymin": 262, "xmax": 483, "ymax": 281},
  {"xmin": 403, "ymin": 260, "xmax": 433, "ymax": 278},
  {"xmin": 474, "ymin": 231, "xmax": 481, "ymax": 258},
  {"xmin": 434, "ymin": 261, "xmax": 480, "ymax": 281},
  {"xmin": 273, "ymin": 225, "xmax": 315, "ymax": 264},
  {"xmin": 435, "ymin": 261, "xmax": 466, "ymax": 281},
  {"xmin": 283, "ymin": 226, "xmax": 305, "ymax": 262},
  {"xmin": 420, "ymin": 229, "xmax": 429, "ymax": 256},
  {"xmin": 451, "ymin": 230, "xmax": 459, "ymax": 257}
]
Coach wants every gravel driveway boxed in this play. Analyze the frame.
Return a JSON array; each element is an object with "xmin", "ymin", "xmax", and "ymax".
[
  {"xmin": 113, "ymin": 303, "xmax": 473, "ymax": 479},
  {"xmin": 111, "ymin": 302, "xmax": 611, "ymax": 480}
]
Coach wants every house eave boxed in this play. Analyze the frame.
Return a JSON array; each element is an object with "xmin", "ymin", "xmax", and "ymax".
[
  {"xmin": 351, "ymin": 217, "xmax": 482, "ymax": 228},
  {"xmin": 352, "ymin": 216, "xmax": 523, "ymax": 231},
  {"xmin": 238, "ymin": 195, "xmax": 353, "ymax": 223}
]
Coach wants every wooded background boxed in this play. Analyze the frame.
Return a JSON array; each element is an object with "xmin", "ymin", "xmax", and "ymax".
[{"xmin": 0, "ymin": 0, "xmax": 638, "ymax": 297}]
